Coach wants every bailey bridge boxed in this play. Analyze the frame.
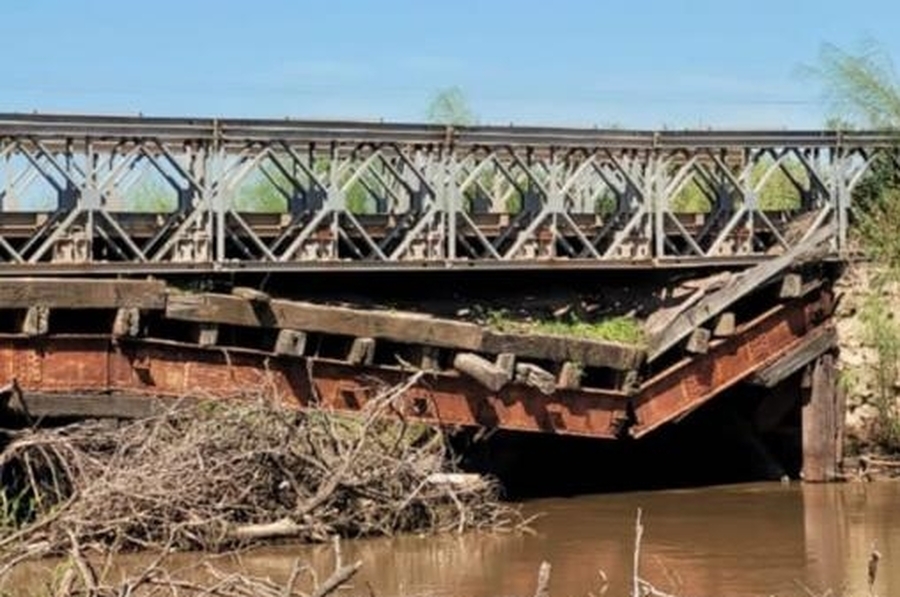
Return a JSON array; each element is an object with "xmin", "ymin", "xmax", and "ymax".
[{"xmin": 0, "ymin": 113, "xmax": 896, "ymax": 482}]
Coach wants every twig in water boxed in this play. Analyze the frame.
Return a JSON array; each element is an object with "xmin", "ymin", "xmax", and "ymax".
[
  {"xmin": 632, "ymin": 507, "xmax": 643, "ymax": 597},
  {"xmin": 869, "ymin": 543, "xmax": 882, "ymax": 597},
  {"xmin": 533, "ymin": 561, "xmax": 551, "ymax": 597},
  {"xmin": 631, "ymin": 508, "xmax": 677, "ymax": 597}
]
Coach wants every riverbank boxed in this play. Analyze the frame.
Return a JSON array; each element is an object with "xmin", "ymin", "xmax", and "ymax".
[{"xmin": 836, "ymin": 260, "xmax": 900, "ymax": 468}]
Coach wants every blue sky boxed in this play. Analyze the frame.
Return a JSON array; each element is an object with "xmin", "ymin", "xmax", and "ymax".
[{"xmin": 2, "ymin": 0, "xmax": 899, "ymax": 128}]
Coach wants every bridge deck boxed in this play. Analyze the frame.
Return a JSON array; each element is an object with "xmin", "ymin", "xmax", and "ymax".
[{"xmin": 0, "ymin": 266, "xmax": 835, "ymax": 442}]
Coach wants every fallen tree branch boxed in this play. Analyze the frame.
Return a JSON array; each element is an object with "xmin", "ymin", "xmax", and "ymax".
[{"xmin": 0, "ymin": 377, "xmax": 523, "ymax": 572}]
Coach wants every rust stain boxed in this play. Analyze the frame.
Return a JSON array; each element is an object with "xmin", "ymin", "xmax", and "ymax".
[
  {"xmin": 631, "ymin": 294, "xmax": 827, "ymax": 438},
  {"xmin": 0, "ymin": 292, "xmax": 830, "ymax": 440}
]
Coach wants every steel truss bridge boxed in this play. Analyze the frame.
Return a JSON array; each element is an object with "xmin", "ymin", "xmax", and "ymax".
[
  {"xmin": 0, "ymin": 113, "xmax": 874, "ymax": 481},
  {"xmin": 0, "ymin": 113, "xmax": 896, "ymax": 274}
]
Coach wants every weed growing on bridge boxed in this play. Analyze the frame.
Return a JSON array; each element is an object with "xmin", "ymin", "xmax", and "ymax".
[{"xmin": 485, "ymin": 309, "xmax": 645, "ymax": 346}]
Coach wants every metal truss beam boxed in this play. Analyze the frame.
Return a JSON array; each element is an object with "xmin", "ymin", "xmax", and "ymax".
[{"xmin": 0, "ymin": 113, "xmax": 896, "ymax": 271}]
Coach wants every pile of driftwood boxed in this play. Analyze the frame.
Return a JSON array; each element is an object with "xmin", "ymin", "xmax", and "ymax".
[{"xmin": 0, "ymin": 375, "xmax": 522, "ymax": 574}]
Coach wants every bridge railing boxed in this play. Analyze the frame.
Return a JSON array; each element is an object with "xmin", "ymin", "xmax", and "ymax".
[{"xmin": 0, "ymin": 113, "xmax": 896, "ymax": 271}]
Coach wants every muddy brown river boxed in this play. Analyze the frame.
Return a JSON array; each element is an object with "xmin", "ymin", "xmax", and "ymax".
[{"xmin": 10, "ymin": 481, "xmax": 900, "ymax": 596}]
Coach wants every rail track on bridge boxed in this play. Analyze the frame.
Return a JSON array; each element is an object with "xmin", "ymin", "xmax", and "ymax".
[{"xmin": 0, "ymin": 113, "xmax": 893, "ymax": 481}]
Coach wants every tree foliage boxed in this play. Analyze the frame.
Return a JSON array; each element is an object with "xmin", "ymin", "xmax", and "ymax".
[
  {"xmin": 130, "ymin": 179, "xmax": 177, "ymax": 212},
  {"xmin": 804, "ymin": 40, "xmax": 900, "ymax": 263},
  {"xmin": 807, "ymin": 40, "xmax": 900, "ymax": 451},
  {"xmin": 426, "ymin": 86, "xmax": 477, "ymax": 126},
  {"xmin": 802, "ymin": 38, "xmax": 900, "ymax": 129},
  {"xmin": 669, "ymin": 159, "xmax": 805, "ymax": 213}
]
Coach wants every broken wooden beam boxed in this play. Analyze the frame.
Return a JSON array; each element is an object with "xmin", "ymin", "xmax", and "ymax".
[
  {"xmin": 165, "ymin": 293, "xmax": 645, "ymax": 371},
  {"xmin": 645, "ymin": 224, "xmax": 833, "ymax": 362},
  {"xmin": 749, "ymin": 325, "xmax": 837, "ymax": 388},
  {"xmin": 21, "ymin": 306, "xmax": 49, "ymax": 337},
  {"xmin": 113, "ymin": 307, "xmax": 141, "ymax": 338},
  {"xmin": 453, "ymin": 352, "xmax": 510, "ymax": 392},
  {"xmin": 515, "ymin": 362, "xmax": 557, "ymax": 395},
  {"xmin": 643, "ymin": 271, "xmax": 733, "ymax": 338},
  {"xmin": 481, "ymin": 331, "xmax": 645, "ymax": 371},
  {"xmin": 347, "ymin": 337, "xmax": 376, "ymax": 366},
  {"xmin": 0, "ymin": 278, "xmax": 166, "ymax": 309},
  {"xmin": 165, "ymin": 293, "xmax": 484, "ymax": 351},
  {"xmin": 273, "ymin": 329, "xmax": 307, "ymax": 357}
]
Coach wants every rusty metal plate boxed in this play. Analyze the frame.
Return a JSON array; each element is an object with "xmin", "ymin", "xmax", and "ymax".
[
  {"xmin": 0, "ymin": 291, "xmax": 830, "ymax": 440},
  {"xmin": 631, "ymin": 293, "xmax": 827, "ymax": 438}
]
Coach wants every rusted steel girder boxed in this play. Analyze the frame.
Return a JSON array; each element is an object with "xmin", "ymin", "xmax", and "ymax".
[
  {"xmin": 631, "ymin": 290, "xmax": 833, "ymax": 438},
  {"xmin": 0, "ymin": 291, "xmax": 831, "ymax": 439}
]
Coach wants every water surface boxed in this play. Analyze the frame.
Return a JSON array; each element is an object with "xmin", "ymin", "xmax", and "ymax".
[{"xmin": 11, "ymin": 481, "xmax": 900, "ymax": 596}]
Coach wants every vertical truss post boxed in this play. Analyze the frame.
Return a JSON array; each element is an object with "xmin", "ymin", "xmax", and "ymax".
[
  {"xmin": 85, "ymin": 139, "xmax": 99, "ymax": 259},
  {"xmin": 834, "ymin": 149, "xmax": 851, "ymax": 255},
  {"xmin": 547, "ymin": 160, "xmax": 564, "ymax": 258},
  {"xmin": 327, "ymin": 156, "xmax": 342, "ymax": 259},
  {"xmin": 445, "ymin": 157, "xmax": 457, "ymax": 260},
  {"xmin": 212, "ymin": 124, "xmax": 226, "ymax": 265},
  {"xmin": 648, "ymin": 153, "xmax": 666, "ymax": 260}
]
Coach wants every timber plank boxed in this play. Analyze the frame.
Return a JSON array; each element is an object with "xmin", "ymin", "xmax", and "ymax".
[
  {"xmin": 0, "ymin": 278, "xmax": 167, "ymax": 309},
  {"xmin": 21, "ymin": 306, "xmax": 49, "ymax": 336},
  {"xmin": 514, "ymin": 362, "xmax": 556, "ymax": 395},
  {"xmin": 347, "ymin": 337, "xmax": 376, "ymax": 365},
  {"xmin": 802, "ymin": 354, "xmax": 840, "ymax": 482},
  {"xmin": 646, "ymin": 225, "xmax": 833, "ymax": 362},
  {"xmin": 166, "ymin": 293, "xmax": 645, "ymax": 370},
  {"xmin": 165, "ymin": 293, "xmax": 484, "ymax": 350},
  {"xmin": 643, "ymin": 271, "xmax": 732, "ymax": 338},
  {"xmin": 7, "ymin": 392, "xmax": 169, "ymax": 419},
  {"xmin": 481, "ymin": 331, "xmax": 645, "ymax": 371},
  {"xmin": 453, "ymin": 352, "xmax": 510, "ymax": 391}
]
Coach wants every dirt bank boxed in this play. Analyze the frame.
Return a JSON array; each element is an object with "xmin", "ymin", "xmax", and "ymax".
[{"xmin": 835, "ymin": 260, "xmax": 900, "ymax": 465}]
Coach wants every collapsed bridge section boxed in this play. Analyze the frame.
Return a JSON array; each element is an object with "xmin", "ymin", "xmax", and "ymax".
[
  {"xmin": 0, "ymin": 113, "xmax": 879, "ymax": 485},
  {"xmin": 0, "ymin": 239, "xmax": 842, "ymax": 481}
]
